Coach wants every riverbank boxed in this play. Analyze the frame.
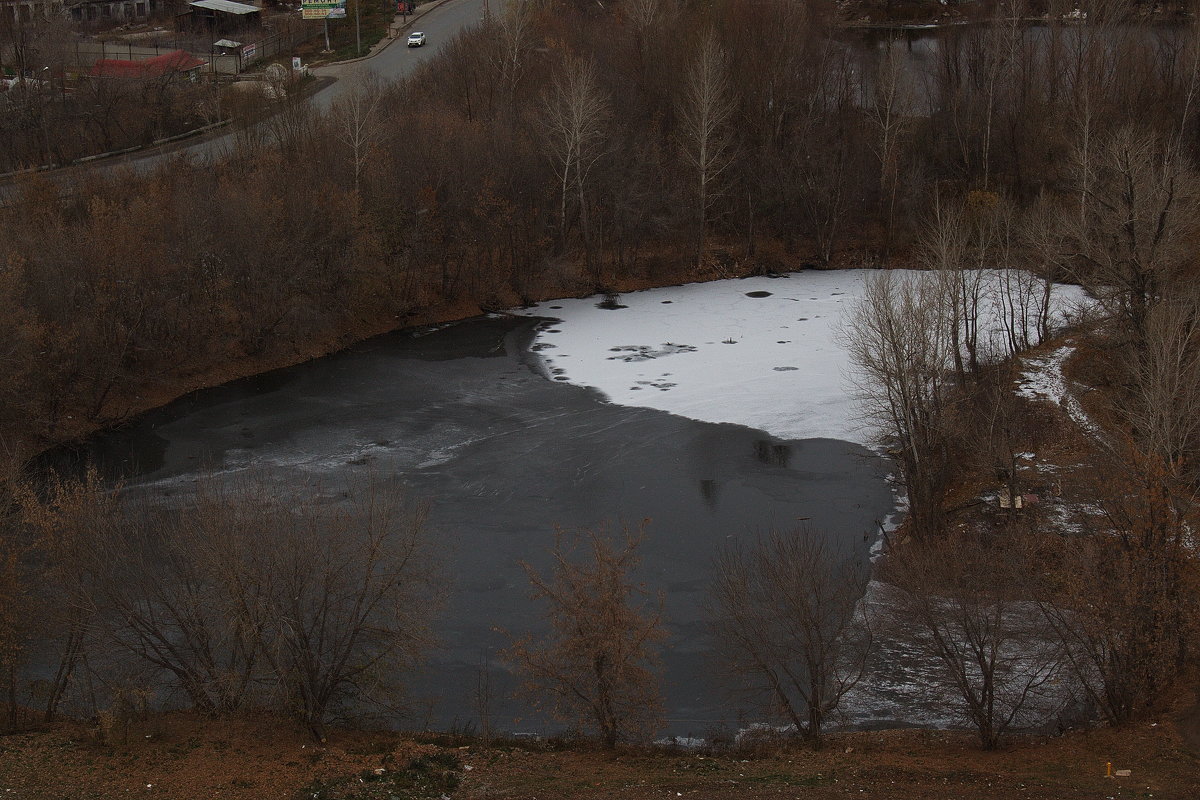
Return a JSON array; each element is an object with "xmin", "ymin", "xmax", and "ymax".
[
  {"xmin": 1, "ymin": 704, "xmax": 1197, "ymax": 800},
  {"xmin": 3, "ymin": 243, "xmax": 807, "ymax": 466},
  {"xmin": 835, "ymin": 0, "xmax": 1193, "ymax": 28}
]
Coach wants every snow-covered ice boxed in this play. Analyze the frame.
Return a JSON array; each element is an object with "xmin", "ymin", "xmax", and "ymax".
[
  {"xmin": 517, "ymin": 272, "xmax": 866, "ymax": 442},
  {"xmin": 514, "ymin": 270, "xmax": 1087, "ymax": 446}
]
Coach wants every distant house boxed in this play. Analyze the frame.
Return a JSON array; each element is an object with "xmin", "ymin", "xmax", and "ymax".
[
  {"xmin": 179, "ymin": 0, "xmax": 262, "ymax": 39},
  {"xmin": 90, "ymin": 49, "xmax": 206, "ymax": 80},
  {"xmin": 66, "ymin": 0, "xmax": 162, "ymax": 23},
  {"xmin": 1, "ymin": 0, "xmax": 62, "ymax": 24},
  {"xmin": 0, "ymin": 0, "xmax": 56, "ymax": 23}
]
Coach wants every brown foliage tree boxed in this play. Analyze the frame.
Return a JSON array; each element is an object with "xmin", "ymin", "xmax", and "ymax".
[
  {"xmin": 506, "ymin": 524, "xmax": 665, "ymax": 747},
  {"xmin": 1035, "ymin": 448, "xmax": 1200, "ymax": 724}
]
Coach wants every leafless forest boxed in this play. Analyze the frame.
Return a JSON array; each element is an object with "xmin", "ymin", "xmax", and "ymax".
[{"xmin": 2, "ymin": 0, "xmax": 1200, "ymax": 749}]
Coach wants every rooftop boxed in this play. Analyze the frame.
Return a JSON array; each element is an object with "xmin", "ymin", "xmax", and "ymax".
[{"xmin": 188, "ymin": 0, "xmax": 261, "ymax": 15}]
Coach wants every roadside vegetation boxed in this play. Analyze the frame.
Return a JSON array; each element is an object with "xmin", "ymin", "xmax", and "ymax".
[{"xmin": 2, "ymin": 0, "xmax": 1200, "ymax": 795}]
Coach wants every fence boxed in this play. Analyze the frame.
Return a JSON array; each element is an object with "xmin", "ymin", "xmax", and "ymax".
[{"xmin": 67, "ymin": 16, "xmax": 317, "ymax": 76}]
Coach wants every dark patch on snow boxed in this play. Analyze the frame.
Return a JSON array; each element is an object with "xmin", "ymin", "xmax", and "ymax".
[
  {"xmin": 607, "ymin": 344, "xmax": 697, "ymax": 362},
  {"xmin": 597, "ymin": 292, "xmax": 627, "ymax": 310},
  {"xmin": 773, "ymin": 366, "xmax": 799, "ymax": 372},
  {"xmin": 745, "ymin": 291, "xmax": 773, "ymax": 298}
]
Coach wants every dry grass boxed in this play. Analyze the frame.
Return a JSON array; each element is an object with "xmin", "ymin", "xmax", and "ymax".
[{"xmin": 1, "ymin": 708, "xmax": 1198, "ymax": 800}]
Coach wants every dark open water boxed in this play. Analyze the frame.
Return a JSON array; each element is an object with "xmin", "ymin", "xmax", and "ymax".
[{"xmin": 50, "ymin": 314, "xmax": 894, "ymax": 738}]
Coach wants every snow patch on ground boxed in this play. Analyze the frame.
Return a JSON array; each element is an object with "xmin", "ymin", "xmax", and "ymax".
[{"xmin": 1015, "ymin": 344, "xmax": 1104, "ymax": 439}]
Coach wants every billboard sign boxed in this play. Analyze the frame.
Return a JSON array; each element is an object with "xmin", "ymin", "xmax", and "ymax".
[{"xmin": 301, "ymin": 0, "xmax": 345, "ymax": 19}]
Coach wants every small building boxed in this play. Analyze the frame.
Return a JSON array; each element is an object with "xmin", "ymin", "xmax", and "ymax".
[
  {"xmin": 66, "ymin": 0, "xmax": 161, "ymax": 24},
  {"xmin": 179, "ymin": 0, "xmax": 262, "ymax": 40},
  {"xmin": 90, "ymin": 49, "xmax": 206, "ymax": 80},
  {"xmin": 1, "ymin": 0, "xmax": 62, "ymax": 24}
]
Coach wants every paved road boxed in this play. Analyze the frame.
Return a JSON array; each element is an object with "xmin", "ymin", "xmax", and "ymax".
[
  {"xmin": 149, "ymin": 0, "xmax": 485, "ymax": 164},
  {"xmin": 312, "ymin": 0, "xmax": 486, "ymax": 111},
  {"xmin": 0, "ymin": 0, "xmax": 483, "ymax": 201}
]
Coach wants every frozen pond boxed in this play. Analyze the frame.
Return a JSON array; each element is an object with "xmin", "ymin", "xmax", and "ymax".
[
  {"xmin": 64, "ymin": 310, "xmax": 893, "ymax": 737},
  {"xmin": 47, "ymin": 269, "xmax": 1091, "ymax": 736},
  {"xmin": 51, "ymin": 268, "xmax": 1093, "ymax": 736}
]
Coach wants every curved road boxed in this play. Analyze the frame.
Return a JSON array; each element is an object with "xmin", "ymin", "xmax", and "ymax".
[
  {"xmin": 1, "ymin": 0, "xmax": 483, "ymax": 201},
  {"xmin": 148, "ymin": 0, "xmax": 486, "ymax": 164},
  {"xmin": 312, "ymin": 0, "xmax": 485, "ymax": 111}
]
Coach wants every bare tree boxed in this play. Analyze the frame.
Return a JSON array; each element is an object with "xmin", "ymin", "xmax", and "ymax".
[
  {"xmin": 78, "ymin": 488, "xmax": 270, "ymax": 716},
  {"xmin": 541, "ymin": 57, "xmax": 610, "ymax": 274},
  {"xmin": 254, "ymin": 486, "xmax": 438, "ymax": 741},
  {"xmin": 676, "ymin": 33, "xmax": 736, "ymax": 269},
  {"xmin": 866, "ymin": 43, "xmax": 913, "ymax": 261},
  {"xmin": 710, "ymin": 527, "xmax": 872, "ymax": 745},
  {"xmin": 626, "ymin": 0, "xmax": 668, "ymax": 54},
  {"xmin": 843, "ymin": 271, "xmax": 955, "ymax": 539},
  {"xmin": 1064, "ymin": 126, "xmax": 1200, "ymax": 345},
  {"xmin": 490, "ymin": 0, "xmax": 534, "ymax": 110},
  {"xmin": 794, "ymin": 42, "xmax": 859, "ymax": 265},
  {"xmin": 19, "ymin": 473, "xmax": 439, "ymax": 740},
  {"xmin": 1119, "ymin": 289, "xmax": 1200, "ymax": 477},
  {"xmin": 16, "ymin": 469, "xmax": 119, "ymax": 723},
  {"xmin": 506, "ymin": 524, "xmax": 665, "ymax": 747},
  {"xmin": 1020, "ymin": 193, "xmax": 1073, "ymax": 344},
  {"xmin": 0, "ymin": 456, "xmax": 26, "ymax": 731},
  {"xmin": 919, "ymin": 195, "xmax": 973, "ymax": 378},
  {"xmin": 261, "ymin": 67, "xmax": 317, "ymax": 159},
  {"xmin": 884, "ymin": 529, "xmax": 1066, "ymax": 750},
  {"xmin": 330, "ymin": 72, "xmax": 387, "ymax": 197}
]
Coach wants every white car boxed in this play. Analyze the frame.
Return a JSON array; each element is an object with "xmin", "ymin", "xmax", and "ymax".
[{"xmin": 407, "ymin": 31, "xmax": 426, "ymax": 47}]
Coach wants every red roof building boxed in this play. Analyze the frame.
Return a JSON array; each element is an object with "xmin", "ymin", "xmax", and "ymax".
[{"xmin": 90, "ymin": 50, "xmax": 207, "ymax": 79}]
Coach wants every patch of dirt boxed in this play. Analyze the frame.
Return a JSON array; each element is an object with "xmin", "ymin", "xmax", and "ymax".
[
  {"xmin": 1176, "ymin": 695, "xmax": 1200, "ymax": 757},
  {"xmin": 2, "ymin": 713, "xmax": 1198, "ymax": 800}
]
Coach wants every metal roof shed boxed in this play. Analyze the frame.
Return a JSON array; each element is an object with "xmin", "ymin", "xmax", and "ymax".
[
  {"xmin": 181, "ymin": 0, "xmax": 263, "ymax": 39},
  {"xmin": 190, "ymin": 0, "xmax": 262, "ymax": 14}
]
